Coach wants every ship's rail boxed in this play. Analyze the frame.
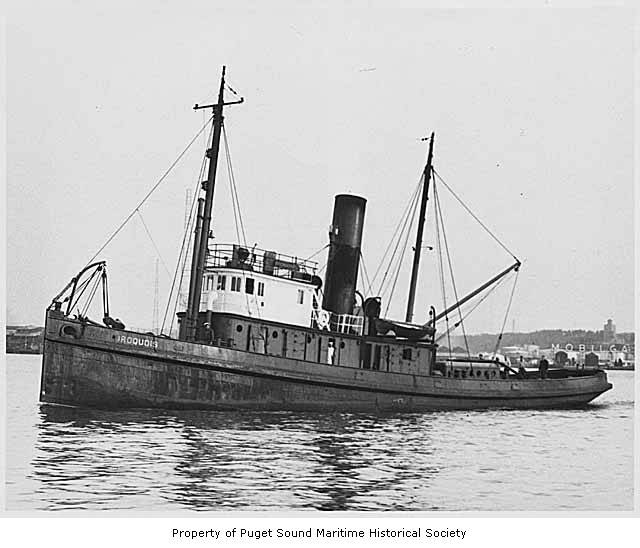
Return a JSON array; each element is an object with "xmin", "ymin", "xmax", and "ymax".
[
  {"xmin": 205, "ymin": 244, "xmax": 319, "ymax": 283},
  {"xmin": 331, "ymin": 313, "xmax": 364, "ymax": 335},
  {"xmin": 311, "ymin": 290, "xmax": 364, "ymax": 335}
]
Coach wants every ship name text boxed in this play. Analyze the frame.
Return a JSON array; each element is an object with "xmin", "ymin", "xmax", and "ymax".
[{"xmin": 116, "ymin": 335, "xmax": 158, "ymax": 349}]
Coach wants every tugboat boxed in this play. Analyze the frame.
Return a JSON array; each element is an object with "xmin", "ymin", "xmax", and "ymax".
[{"xmin": 40, "ymin": 67, "xmax": 612, "ymax": 411}]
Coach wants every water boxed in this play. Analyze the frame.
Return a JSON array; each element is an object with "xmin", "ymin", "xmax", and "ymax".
[{"xmin": 5, "ymin": 354, "xmax": 634, "ymax": 511}]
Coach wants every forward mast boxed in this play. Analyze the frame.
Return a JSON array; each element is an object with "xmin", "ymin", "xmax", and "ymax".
[{"xmin": 181, "ymin": 66, "xmax": 243, "ymax": 341}]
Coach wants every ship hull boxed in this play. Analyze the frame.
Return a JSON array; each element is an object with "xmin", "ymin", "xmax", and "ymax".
[{"xmin": 40, "ymin": 314, "xmax": 612, "ymax": 411}]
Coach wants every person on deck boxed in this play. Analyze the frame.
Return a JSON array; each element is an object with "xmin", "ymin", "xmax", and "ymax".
[
  {"xmin": 538, "ymin": 355, "xmax": 550, "ymax": 379},
  {"xmin": 327, "ymin": 341, "xmax": 335, "ymax": 365},
  {"xmin": 518, "ymin": 356, "xmax": 527, "ymax": 379}
]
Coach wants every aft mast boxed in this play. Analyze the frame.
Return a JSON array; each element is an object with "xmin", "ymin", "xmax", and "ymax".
[
  {"xmin": 181, "ymin": 66, "xmax": 243, "ymax": 341},
  {"xmin": 405, "ymin": 132, "xmax": 435, "ymax": 323}
]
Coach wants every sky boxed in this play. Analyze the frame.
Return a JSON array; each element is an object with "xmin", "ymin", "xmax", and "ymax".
[{"xmin": 5, "ymin": 1, "xmax": 635, "ymax": 334}]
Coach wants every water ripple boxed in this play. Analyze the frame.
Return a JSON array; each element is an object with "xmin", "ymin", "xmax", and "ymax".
[{"xmin": 5, "ymin": 356, "xmax": 634, "ymax": 511}]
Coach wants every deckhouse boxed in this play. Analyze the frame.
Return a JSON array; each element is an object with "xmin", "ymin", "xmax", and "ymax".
[{"xmin": 198, "ymin": 244, "xmax": 320, "ymax": 327}]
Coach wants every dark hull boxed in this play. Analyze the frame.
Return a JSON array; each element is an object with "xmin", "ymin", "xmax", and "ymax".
[{"xmin": 40, "ymin": 314, "xmax": 612, "ymax": 411}]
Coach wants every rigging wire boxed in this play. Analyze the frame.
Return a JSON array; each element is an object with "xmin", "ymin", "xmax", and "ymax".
[
  {"xmin": 369, "ymin": 176, "xmax": 423, "ymax": 295},
  {"xmin": 434, "ymin": 273, "xmax": 511, "ymax": 343},
  {"xmin": 303, "ymin": 244, "xmax": 329, "ymax": 264},
  {"xmin": 432, "ymin": 168, "xmax": 517, "ymax": 261},
  {"xmin": 161, "ymin": 120, "xmax": 214, "ymax": 335},
  {"xmin": 166, "ymin": 168, "xmax": 207, "ymax": 335},
  {"xmin": 167, "ymin": 186, "xmax": 199, "ymax": 336},
  {"xmin": 225, "ymin": 82, "xmax": 241, "ymax": 98},
  {"xmin": 222, "ymin": 121, "xmax": 261, "ymax": 317},
  {"xmin": 168, "ymin": 175, "xmax": 204, "ymax": 335},
  {"xmin": 68, "ymin": 267, "xmax": 102, "ymax": 314},
  {"xmin": 80, "ymin": 273, "xmax": 102, "ymax": 318},
  {"xmin": 222, "ymin": 122, "xmax": 247, "ymax": 247},
  {"xmin": 433, "ymin": 174, "xmax": 471, "ymax": 359},
  {"xmin": 86, "ymin": 114, "xmax": 215, "ymax": 266},
  {"xmin": 136, "ymin": 210, "xmax": 172, "ymax": 278},
  {"xmin": 384, "ymin": 189, "xmax": 420, "ymax": 317},
  {"xmin": 358, "ymin": 250, "xmax": 373, "ymax": 299},
  {"xmin": 492, "ymin": 268, "xmax": 520, "ymax": 357},
  {"xmin": 378, "ymin": 181, "xmax": 422, "ymax": 299},
  {"xmin": 434, "ymin": 187, "xmax": 453, "ymax": 359},
  {"xmin": 221, "ymin": 121, "xmax": 261, "ymax": 319}
]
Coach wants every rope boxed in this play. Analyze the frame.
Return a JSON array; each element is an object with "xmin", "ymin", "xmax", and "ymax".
[
  {"xmin": 86, "ymin": 114, "xmax": 215, "ymax": 266},
  {"xmin": 432, "ymin": 168, "xmax": 517, "ymax": 260}
]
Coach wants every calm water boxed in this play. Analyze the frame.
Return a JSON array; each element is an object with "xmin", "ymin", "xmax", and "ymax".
[{"xmin": 5, "ymin": 354, "xmax": 634, "ymax": 512}]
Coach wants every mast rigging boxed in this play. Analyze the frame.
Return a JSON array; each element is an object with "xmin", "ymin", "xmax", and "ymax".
[
  {"xmin": 405, "ymin": 132, "xmax": 435, "ymax": 323},
  {"xmin": 181, "ymin": 66, "xmax": 244, "ymax": 341}
]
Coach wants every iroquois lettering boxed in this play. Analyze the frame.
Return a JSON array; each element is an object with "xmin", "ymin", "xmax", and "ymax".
[{"xmin": 116, "ymin": 334, "xmax": 158, "ymax": 349}]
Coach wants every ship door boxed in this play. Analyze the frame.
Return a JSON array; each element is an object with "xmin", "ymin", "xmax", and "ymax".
[
  {"xmin": 372, "ymin": 345, "xmax": 381, "ymax": 370},
  {"xmin": 361, "ymin": 343, "xmax": 372, "ymax": 369}
]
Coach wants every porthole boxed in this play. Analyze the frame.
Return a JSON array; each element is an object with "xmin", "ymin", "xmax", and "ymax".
[
  {"xmin": 340, "ymin": 341, "xmax": 345, "ymax": 349},
  {"xmin": 236, "ymin": 324, "xmax": 243, "ymax": 333},
  {"xmin": 272, "ymin": 331, "xmax": 279, "ymax": 339},
  {"xmin": 307, "ymin": 335, "xmax": 312, "ymax": 343},
  {"xmin": 61, "ymin": 325, "xmax": 79, "ymax": 338}
]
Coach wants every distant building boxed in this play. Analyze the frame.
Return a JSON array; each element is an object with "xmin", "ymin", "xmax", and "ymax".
[
  {"xmin": 603, "ymin": 318, "xmax": 616, "ymax": 342},
  {"xmin": 6, "ymin": 325, "xmax": 44, "ymax": 354}
]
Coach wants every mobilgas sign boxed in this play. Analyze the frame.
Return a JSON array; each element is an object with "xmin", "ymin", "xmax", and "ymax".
[{"xmin": 551, "ymin": 343, "xmax": 634, "ymax": 353}]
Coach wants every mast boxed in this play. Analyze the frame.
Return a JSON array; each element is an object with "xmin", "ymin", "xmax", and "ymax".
[
  {"xmin": 181, "ymin": 66, "xmax": 243, "ymax": 341},
  {"xmin": 405, "ymin": 131, "xmax": 435, "ymax": 323}
]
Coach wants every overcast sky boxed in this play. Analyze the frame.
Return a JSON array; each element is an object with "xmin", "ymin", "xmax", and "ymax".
[{"xmin": 5, "ymin": 2, "xmax": 635, "ymax": 334}]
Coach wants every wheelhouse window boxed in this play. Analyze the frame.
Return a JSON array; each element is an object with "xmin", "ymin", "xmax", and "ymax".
[
  {"xmin": 297, "ymin": 289, "xmax": 304, "ymax": 304},
  {"xmin": 231, "ymin": 276, "xmax": 242, "ymax": 292},
  {"xmin": 216, "ymin": 275, "xmax": 226, "ymax": 291},
  {"xmin": 257, "ymin": 281, "xmax": 264, "ymax": 296},
  {"xmin": 245, "ymin": 277, "xmax": 255, "ymax": 294}
]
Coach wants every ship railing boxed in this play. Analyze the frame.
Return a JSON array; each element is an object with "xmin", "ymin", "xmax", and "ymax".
[
  {"xmin": 330, "ymin": 313, "xmax": 364, "ymax": 336},
  {"xmin": 311, "ymin": 307, "xmax": 364, "ymax": 337},
  {"xmin": 205, "ymin": 244, "xmax": 318, "ymax": 282},
  {"xmin": 310, "ymin": 288, "xmax": 364, "ymax": 336}
]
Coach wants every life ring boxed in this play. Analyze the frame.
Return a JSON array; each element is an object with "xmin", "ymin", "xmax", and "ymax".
[{"xmin": 316, "ymin": 310, "xmax": 330, "ymax": 330}]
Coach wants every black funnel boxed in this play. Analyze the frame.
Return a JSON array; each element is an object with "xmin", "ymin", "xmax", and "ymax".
[{"xmin": 322, "ymin": 194, "xmax": 366, "ymax": 315}]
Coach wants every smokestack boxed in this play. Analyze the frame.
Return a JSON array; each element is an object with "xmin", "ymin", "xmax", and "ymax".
[{"xmin": 322, "ymin": 194, "xmax": 366, "ymax": 315}]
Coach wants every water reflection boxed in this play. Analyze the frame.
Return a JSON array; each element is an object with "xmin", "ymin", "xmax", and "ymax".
[
  {"xmin": 33, "ymin": 406, "xmax": 443, "ymax": 511},
  {"xmin": 8, "ymin": 357, "xmax": 631, "ymax": 511}
]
